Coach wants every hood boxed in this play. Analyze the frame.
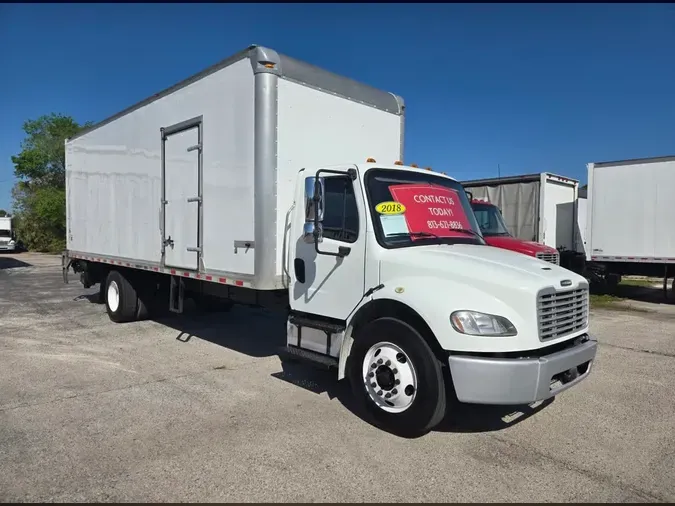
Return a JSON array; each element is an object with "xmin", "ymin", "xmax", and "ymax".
[
  {"xmin": 483, "ymin": 235, "xmax": 557, "ymax": 256},
  {"xmin": 379, "ymin": 243, "xmax": 583, "ymax": 294}
]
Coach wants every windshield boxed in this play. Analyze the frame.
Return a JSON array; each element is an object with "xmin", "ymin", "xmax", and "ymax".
[
  {"xmin": 364, "ymin": 168, "xmax": 485, "ymax": 248},
  {"xmin": 471, "ymin": 202, "xmax": 511, "ymax": 236}
]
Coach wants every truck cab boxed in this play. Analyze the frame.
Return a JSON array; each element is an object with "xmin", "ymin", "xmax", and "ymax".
[
  {"xmin": 288, "ymin": 160, "xmax": 596, "ymax": 436},
  {"xmin": 0, "ymin": 217, "xmax": 16, "ymax": 252},
  {"xmin": 469, "ymin": 198, "xmax": 560, "ymax": 265}
]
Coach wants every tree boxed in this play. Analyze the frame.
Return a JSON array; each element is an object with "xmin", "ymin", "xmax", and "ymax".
[
  {"xmin": 0, "ymin": 209, "xmax": 7, "ymax": 217},
  {"xmin": 10, "ymin": 114, "xmax": 92, "ymax": 252}
]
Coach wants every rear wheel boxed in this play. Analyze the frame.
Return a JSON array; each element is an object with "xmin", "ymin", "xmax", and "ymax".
[
  {"xmin": 105, "ymin": 271, "xmax": 141, "ymax": 323},
  {"xmin": 348, "ymin": 317, "xmax": 447, "ymax": 438}
]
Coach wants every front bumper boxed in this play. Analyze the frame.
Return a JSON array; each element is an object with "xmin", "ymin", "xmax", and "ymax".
[
  {"xmin": 0, "ymin": 244, "xmax": 15, "ymax": 251},
  {"xmin": 448, "ymin": 335, "xmax": 597, "ymax": 405}
]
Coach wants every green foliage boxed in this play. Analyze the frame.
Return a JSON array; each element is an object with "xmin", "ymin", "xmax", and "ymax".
[
  {"xmin": 11, "ymin": 113, "xmax": 92, "ymax": 253},
  {"xmin": 0, "ymin": 209, "xmax": 7, "ymax": 217}
]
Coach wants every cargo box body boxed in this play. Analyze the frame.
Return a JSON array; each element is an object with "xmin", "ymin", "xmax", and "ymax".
[
  {"xmin": 66, "ymin": 46, "xmax": 404, "ymax": 290},
  {"xmin": 586, "ymin": 156, "xmax": 675, "ymax": 264}
]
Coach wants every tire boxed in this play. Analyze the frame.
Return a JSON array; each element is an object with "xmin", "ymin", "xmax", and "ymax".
[
  {"xmin": 135, "ymin": 294, "xmax": 150, "ymax": 320},
  {"xmin": 347, "ymin": 317, "xmax": 447, "ymax": 438},
  {"xmin": 104, "ymin": 271, "xmax": 141, "ymax": 323},
  {"xmin": 98, "ymin": 281, "xmax": 106, "ymax": 304}
]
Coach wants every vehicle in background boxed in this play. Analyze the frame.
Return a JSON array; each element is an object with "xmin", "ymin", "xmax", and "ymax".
[
  {"xmin": 0, "ymin": 217, "xmax": 16, "ymax": 252},
  {"xmin": 461, "ymin": 173, "xmax": 581, "ymax": 272},
  {"xmin": 583, "ymin": 156, "xmax": 675, "ymax": 296},
  {"xmin": 468, "ymin": 197, "xmax": 560, "ymax": 265},
  {"xmin": 61, "ymin": 45, "xmax": 597, "ymax": 437}
]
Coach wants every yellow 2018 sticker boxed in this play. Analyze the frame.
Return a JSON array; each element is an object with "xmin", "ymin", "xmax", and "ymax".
[{"xmin": 375, "ymin": 201, "xmax": 406, "ymax": 215}]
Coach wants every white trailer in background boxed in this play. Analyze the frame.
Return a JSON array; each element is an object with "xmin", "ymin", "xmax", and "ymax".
[
  {"xmin": 576, "ymin": 187, "xmax": 588, "ymax": 257},
  {"xmin": 62, "ymin": 45, "xmax": 597, "ymax": 436},
  {"xmin": 585, "ymin": 156, "xmax": 675, "ymax": 295},
  {"xmin": 461, "ymin": 173, "xmax": 580, "ymax": 269}
]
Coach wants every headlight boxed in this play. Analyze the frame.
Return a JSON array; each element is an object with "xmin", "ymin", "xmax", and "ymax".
[{"xmin": 450, "ymin": 310, "xmax": 517, "ymax": 336}]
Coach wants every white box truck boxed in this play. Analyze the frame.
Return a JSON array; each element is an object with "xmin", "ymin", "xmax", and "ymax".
[
  {"xmin": 62, "ymin": 45, "xmax": 596, "ymax": 436},
  {"xmin": 585, "ymin": 156, "xmax": 675, "ymax": 294},
  {"xmin": 461, "ymin": 173, "xmax": 580, "ymax": 268},
  {"xmin": 0, "ymin": 217, "xmax": 16, "ymax": 252}
]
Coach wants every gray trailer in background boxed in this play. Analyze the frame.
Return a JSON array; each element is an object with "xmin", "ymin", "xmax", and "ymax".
[{"xmin": 461, "ymin": 172, "xmax": 581, "ymax": 269}]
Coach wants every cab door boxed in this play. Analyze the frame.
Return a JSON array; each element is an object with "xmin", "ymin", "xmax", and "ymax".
[{"xmin": 289, "ymin": 168, "xmax": 367, "ymax": 321}]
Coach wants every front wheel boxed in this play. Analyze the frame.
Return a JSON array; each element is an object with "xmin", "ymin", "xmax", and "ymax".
[{"xmin": 348, "ymin": 317, "xmax": 447, "ymax": 438}]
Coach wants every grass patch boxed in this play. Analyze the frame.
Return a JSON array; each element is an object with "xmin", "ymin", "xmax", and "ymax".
[
  {"xmin": 589, "ymin": 293, "xmax": 651, "ymax": 312},
  {"xmin": 620, "ymin": 278, "xmax": 658, "ymax": 288},
  {"xmin": 590, "ymin": 293, "xmax": 624, "ymax": 309}
]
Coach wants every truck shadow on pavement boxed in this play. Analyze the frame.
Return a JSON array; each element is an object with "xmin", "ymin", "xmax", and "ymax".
[
  {"xmin": 271, "ymin": 359, "xmax": 554, "ymax": 437},
  {"xmin": 0, "ymin": 255, "xmax": 32, "ymax": 269},
  {"xmin": 159, "ymin": 304, "xmax": 287, "ymax": 358},
  {"xmin": 610, "ymin": 284, "xmax": 675, "ymax": 305},
  {"xmin": 84, "ymin": 295, "xmax": 555, "ymax": 438},
  {"xmin": 272, "ymin": 361, "xmax": 554, "ymax": 433}
]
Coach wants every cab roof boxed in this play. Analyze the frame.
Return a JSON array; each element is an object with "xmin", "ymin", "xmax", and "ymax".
[{"xmin": 356, "ymin": 162, "xmax": 460, "ymax": 183}]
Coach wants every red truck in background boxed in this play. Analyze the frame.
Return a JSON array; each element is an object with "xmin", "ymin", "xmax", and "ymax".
[{"xmin": 469, "ymin": 197, "xmax": 560, "ymax": 265}]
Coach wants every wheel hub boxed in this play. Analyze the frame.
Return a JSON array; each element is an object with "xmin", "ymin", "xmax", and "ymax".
[
  {"xmin": 107, "ymin": 280, "xmax": 120, "ymax": 313},
  {"xmin": 362, "ymin": 341, "xmax": 418, "ymax": 414},
  {"xmin": 375, "ymin": 366, "xmax": 396, "ymax": 390}
]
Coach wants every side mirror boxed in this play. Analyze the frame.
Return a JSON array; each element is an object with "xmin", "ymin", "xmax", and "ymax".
[
  {"xmin": 303, "ymin": 176, "xmax": 325, "ymax": 244},
  {"xmin": 466, "ymin": 190, "xmax": 473, "ymax": 201}
]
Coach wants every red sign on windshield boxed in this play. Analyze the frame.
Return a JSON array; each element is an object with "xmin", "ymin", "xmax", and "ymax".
[{"xmin": 388, "ymin": 184, "xmax": 472, "ymax": 240}]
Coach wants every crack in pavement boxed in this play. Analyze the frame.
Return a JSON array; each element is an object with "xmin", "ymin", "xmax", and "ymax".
[
  {"xmin": 489, "ymin": 433, "xmax": 670, "ymax": 503},
  {"xmin": 600, "ymin": 341, "xmax": 675, "ymax": 359}
]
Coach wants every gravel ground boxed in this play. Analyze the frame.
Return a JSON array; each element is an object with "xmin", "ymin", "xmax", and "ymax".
[{"xmin": 1, "ymin": 252, "xmax": 674, "ymax": 502}]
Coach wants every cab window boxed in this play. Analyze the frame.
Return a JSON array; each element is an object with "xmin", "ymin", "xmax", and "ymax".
[{"xmin": 322, "ymin": 177, "xmax": 359, "ymax": 243}]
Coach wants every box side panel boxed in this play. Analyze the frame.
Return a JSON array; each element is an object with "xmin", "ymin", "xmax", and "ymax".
[
  {"xmin": 275, "ymin": 78, "xmax": 402, "ymax": 276},
  {"xmin": 467, "ymin": 181, "xmax": 540, "ymax": 242},
  {"xmin": 200, "ymin": 60, "xmax": 255, "ymax": 276},
  {"xmin": 66, "ymin": 58, "xmax": 255, "ymax": 274},
  {"xmin": 653, "ymin": 161, "xmax": 675, "ymax": 258},
  {"xmin": 541, "ymin": 177, "xmax": 577, "ymax": 250},
  {"xmin": 589, "ymin": 160, "xmax": 675, "ymax": 259}
]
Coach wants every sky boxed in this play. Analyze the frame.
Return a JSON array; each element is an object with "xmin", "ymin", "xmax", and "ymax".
[{"xmin": 1, "ymin": 3, "xmax": 674, "ymax": 210}]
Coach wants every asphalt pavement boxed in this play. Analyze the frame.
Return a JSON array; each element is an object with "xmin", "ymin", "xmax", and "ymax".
[{"xmin": 1, "ymin": 252, "xmax": 674, "ymax": 502}]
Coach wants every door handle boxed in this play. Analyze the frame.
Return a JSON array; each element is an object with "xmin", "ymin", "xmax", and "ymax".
[
  {"xmin": 187, "ymin": 247, "xmax": 202, "ymax": 253},
  {"xmin": 187, "ymin": 197, "xmax": 201, "ymax": 203}
]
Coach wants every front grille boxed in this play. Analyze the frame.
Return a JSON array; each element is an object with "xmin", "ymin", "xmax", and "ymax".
[
  {"xmin": 537, "ymin": 288, "xmax": 588, "ymax": 340},
  {"xmin": 536, "ymin": 252, "xmax": 560, "ymax": 265}
]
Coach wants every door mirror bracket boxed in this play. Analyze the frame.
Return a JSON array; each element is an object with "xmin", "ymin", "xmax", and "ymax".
[{"xmin": 302, "ymin": 168, "xmax": 354, "ymax": 258}]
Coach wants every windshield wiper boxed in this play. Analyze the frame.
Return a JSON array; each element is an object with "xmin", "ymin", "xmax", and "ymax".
[
  {"xmin": 387, "ymin": 231, "xmax": 442, "ymax": 239},
  {"xmin": 449, "ymin": 228, "xmax": 483, "ymax": 239}
]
